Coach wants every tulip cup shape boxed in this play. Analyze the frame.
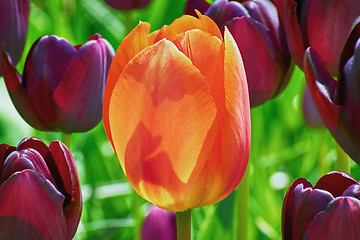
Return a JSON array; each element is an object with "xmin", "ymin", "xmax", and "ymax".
[
  {"xmin": 185, "ymin": 0, "xmax": 293, "ymax": 107},
  {"xmin": 0, "ymin": 0, "xmax": 30, "ymax": 75},
  {"xmin": 141, "ymin": 205, "xmax": 177, "ymax": 240},
  {"xmin": 1, "ymin": 34, "xmax": 115, "ymax": 133},
  {"xmin": 304, "ymin": 18, "xmax": 360, "ymax": 163},
  {"xmin": 103, "ymin": 12, "xmax": 251, "ymax": 212},
  {"xmin": 0, "ymin": 137, "xmax": 82, "ymax": 240},
  {"xmin": 104, "ymin": 0, "xmax": 152, "ymax": 10},
  {"xmin": 282, "ymin": 171, "xmax": 360, "ymax": 240},
  {"xmin": 278, "ymin": 0, "xmax": 360, "ymax": 74}
]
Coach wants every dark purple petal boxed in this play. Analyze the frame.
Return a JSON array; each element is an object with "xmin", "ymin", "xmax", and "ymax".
[
  {"xmin": 0, "ymin": 170, "xmax": 67, "ymax": 239},
  {"xmin": 206, "ymin": 0, "xmax": 250, "ymax": 28},
  {"xmin": 48, "ymin": 141, "xmax": 82, "ymax": 239},
  {"xmin": 306, "ymin": 0, "xmax": 360, "ymax": 75},
  {"xmin": 304, "ymin": 47, "xmax": 341, "ymax": 129},
  {"xmin": 343, "ymin": 184, "xmax": 360, "ymax": 200},
  {"xmin": 104, "ymin": 0, "xmax": 152, "ymax": 10},
  {"xmin": 290, "ymin": 184, "xmax": 333, "ymax": 240},
  {"xmin": 24, "ymin": 35, "xmax": 77, "ymax": 129},
  {"xmin": 184, "ymin": 0, "xmax": 210, "ymax": 16},
  {"xmin": 0, "ymin": 144, "xmax": 16, "ymax": 172},
  {"xmin": 53, "ymin": 36, "xmax": 114, "ymax": 132},
  {"xmin": 227, "ymin": 16, "xmax": 285, "ymax": 106},
  {"xmin": 314, "ymin": 171, "xmax": 356, "ymax": 197},
  {"xmin": 0, "ymin": 0, "xmax": 30, "ymax": 73},
  {"xmin": 141, "ymin": 205, "xmax": 177, "ymax": 240},
  {"xmin": 282, "ymin": 178, "xmax": 312, "ymax": 240},
  {"xmin": 307, "ymin": 197, "xmax": 360, "ymax": 240},
  {"xmin": 1, "ymin": 48, "xmax": 51, "ymax": 131}
]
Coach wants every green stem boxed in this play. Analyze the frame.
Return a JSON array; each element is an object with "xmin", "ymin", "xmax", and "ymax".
[
  {"xmin": 237, "ymin": 167, "xmax": 249, "ymax": 240},
  {"xmin": 336, "ymin": 143, "xmax": 350, "ymax": 173},
  {"xmin": 124, "ymin": 10, "xmax": 132, "ymax": 35},
  {"xmin": 131, "ymin": 189, "xmax": 142, "ymax": 240},
  {"xmin": 62, "ymin": 133, "xmax": 72, "ymax": 150},
  {"xmin": 176, "ymin": 209, "xmax": 192, "ymax": 240}
]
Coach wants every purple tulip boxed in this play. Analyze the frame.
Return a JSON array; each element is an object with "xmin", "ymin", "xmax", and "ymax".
[
  {"xmin": 104, "ymin": 0, "xmax": 152, "ymax": 10},
  {"xmin": 1, "ymin": 34, "xmax": 114, "ymax": 133},
  {"xmin": 304, "ymin": 18, "xmax": 360, "ymax": 163},
  {"xmin": 0, "ymin": 0, "xmax": 30, "ymax": 75},
  {"xmin": 0, "ymin": 137, "xmax": 82, "ymax": 240},
  {"xmin": 282, "ymin": 171, "xmax": 360, "ymax": 240},
  {"xmin": 141, "ymin": 205, "xmax": 176, "ymax": 240},
  {"xmin": 185, "ymin": 0, "xmax": 294, "ymax": 107},
  {"xmin": 278, "ymin": 0, "xmax": 360, "ymax": 75}
]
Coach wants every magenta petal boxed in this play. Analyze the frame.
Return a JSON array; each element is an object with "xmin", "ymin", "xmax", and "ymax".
[
  {"xmin": 184, "ymin": 0, "xmax": 210, "ymax": 16},
  {"xmin": 307, "ymin": 197, "xmax": 360, "ymax": 240},
  {"xmin": 0, "ymin": 170, "xmax": 67, "ymax": 239},
  {"xmin": 104, "ymin": 0, "xmax": 151, "ymax": 10},
  {"xmin": 48, "ymin": 141, "xmax": 82, "ymax": 239},
  {"xmin": 314, "ymin": 171, "xmax": 357, "ymax": 197},
  {"xmin": 343, "ymin": 184, "xmax": 360, "ymax": 200},
  {"xmin": 304, "ymin": 47, "xmax": 341, "ymax": 129},
  {"xmin": 141, "ymin": 205, "xmax": 177, "ymax": 240}
]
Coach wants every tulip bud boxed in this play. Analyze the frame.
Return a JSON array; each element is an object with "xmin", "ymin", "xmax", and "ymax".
[
  {"xmin": 0, "ymin": 137, "xmax": 82, "ymax": 240},
  {"xmin": 0, "ymin": 0, "xmax": 30, "ymax": 75},
  {"xmin": 304, "ymin": 18, "xmax": 360, "ymax": 163},
  {"xmin": 282, "ymin": 171, "xmax": 360, "ymax": 240},
  {"xmin": 103, "ymin": 13, "xmax": 251, "ymax": 211},
  {"xmin": 186, "ymin": 0, "xmax": 294, "ymax": 107},
  {"xmin": 141, "ymin": 205, "xmax": 176, "ymax": 240},
  {"xmin": 104, "ymin": 0, "xmax": 152, "ymax": 10},
  {"xmin": 1, "ymin": 34, "xmax": 115, "ymax": 133},
  {"xmin": 279, "ymin": 0, "xmax": 360, "ymax": 75}
]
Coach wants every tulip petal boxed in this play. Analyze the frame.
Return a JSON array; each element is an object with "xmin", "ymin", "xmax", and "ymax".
[
  {"xmin": 0, "ymin": 170, "xmax": 67, "ymax": 239},
  {"xmin": 306, "ymin": 0, "xmax": 360, "ymax": 75},
  {"xmin": 154, "ymin": 13, "xmax": 223, "ymax": 43},
  {"xmin": 103, "ymin": 22, "xmax": 153, "ymax": 149},
  {"xmin": 307, "ymin": 197, "xmax": 360, "ymax": 240},
  {"xmin": 343, "ymin": 184, "xmax": 360, "ymax": 200},
  {"xmin": 304, "ymin": 48, "xmax": 341, "ymax": 129},
  {"xmin": 0, "ymin": 144, "xmax": 16, "ymax": 173},
  {"xmin": 227, "ymin": 16, "xmax": 280, "ymax": 106},
  {"xmin": 184, "ymin": 0, "xmax": 210, "ymax": 16},
  {"xmin": 48, "ymin": 141, "xmax": 82, "ymax": 239},
  {"xmin": 314, "ymin": 171, "xmax": 356, "ymax": 197},
  {"xmin": 53, "ymin": 37, "xmax": 113, "ymax": 132},
  {"xmin": 282, "ymin": 178, "xmax": 312, "ymax": 240},
  {"xmin": 109, "ymin": 39, "xmax": 216, "ymax": 210},
  {"xmin": 0, "ymin": 48, "xmax": 51, "ymax": 131}
]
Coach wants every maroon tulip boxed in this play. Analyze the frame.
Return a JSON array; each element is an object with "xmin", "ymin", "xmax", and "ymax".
[
  {"xmin": 141, "ymin": 205, "xmax": 176, "ymax": 240},
  {"xmin": 185, "ymin": 0, "xmax": 294, "ymax": 107},
  {"xmin": 282, "ymin": 171, "xmax": 360, "ymax": 240},
  {"xmin": 0, "ymin": 137, "xmax": 82, "ymax": 240},
  {"xmin": 304, "ymin": 18, "xmax": 360, "ymax": 163},
  {"xmin": 1, "ymin": 34, "xmax": 114, "ymax": 133},
  {"xmin": 278, "ymin": 0, "xmax": 360, "ymax": 75},
  {"xmin": 104, "ymin": 0, "xmax": 152, "ymax": 10},
  {"xmin": 0, "ymin": 0, "xmax": 30, "ymax": 75}
]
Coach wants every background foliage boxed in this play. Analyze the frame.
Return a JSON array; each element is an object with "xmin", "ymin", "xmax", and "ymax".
[{"xmin": 1, "ymin": 0, "xmax": 359, "ymax": 239}]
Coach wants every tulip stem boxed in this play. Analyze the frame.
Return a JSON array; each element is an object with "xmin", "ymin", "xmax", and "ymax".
[
  {"xmin": 336, "ymin": 143, "xmax": 350, "ymax": 174},
  {"xmin": 176, "ymin": 209, "xmax": 191, "ymax": 240},
  {"xmin": 62, "ymin": 133, "xmax": 72, "ymax": 150},
  {"xmin": 237, "ymin": 166, "xmax": 249, "ymax": 240}
]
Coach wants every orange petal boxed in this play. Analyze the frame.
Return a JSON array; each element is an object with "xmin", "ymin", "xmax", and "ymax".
[
  {"xmin": 103, "ymin": 21, "xmax": 153, "ymax": 149},
  {"xmin": 108, "ymin": 39, "xmax": 217, "ymax": 209},
  {"xmin": 218, "ymin": 28, "xmax": 251, "ymax": 202},
  {"xmin": 153, "ymin": 12, "xmax": 222, "ymax": 42}
]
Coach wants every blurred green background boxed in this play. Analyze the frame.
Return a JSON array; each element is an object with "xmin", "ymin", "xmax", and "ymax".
[{"xmin": 1, "ymin": 0, "xmax": 359, "ymax": 239}]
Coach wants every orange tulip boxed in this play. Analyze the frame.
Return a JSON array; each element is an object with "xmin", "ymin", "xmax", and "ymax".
[{"xmin": 103, "ymin": 12, "xmax": 251, "ymax": 212}]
